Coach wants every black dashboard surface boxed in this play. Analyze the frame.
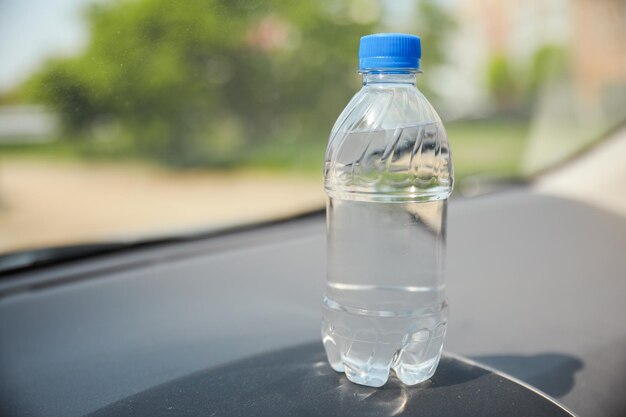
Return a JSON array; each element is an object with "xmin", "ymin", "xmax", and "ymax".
[
  {"xmin": 88, "ymin": 343, "xmax": 573, "ymax": 417},
  {"xmin": 1, "ymin": 190, "xmax": 625, "ymax": 416}
]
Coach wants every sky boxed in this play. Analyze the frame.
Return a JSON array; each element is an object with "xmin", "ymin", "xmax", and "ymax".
[{"xmin": 0, "ymin": 0, "xmax": 97, "ymax": 92}]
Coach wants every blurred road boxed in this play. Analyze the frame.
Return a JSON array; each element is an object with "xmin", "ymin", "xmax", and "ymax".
[{"xmin": 0, "ymin": 159, "xmax": 324, "ymax": 252}]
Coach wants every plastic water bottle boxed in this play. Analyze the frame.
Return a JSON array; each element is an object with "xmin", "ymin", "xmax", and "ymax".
[{"xmin": 322, "ymin": 33, "xmax": 454, "ymax": 387}]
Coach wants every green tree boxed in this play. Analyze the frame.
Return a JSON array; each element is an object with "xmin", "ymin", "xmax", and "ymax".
[
  {"xmin": 528, "ymin": 45, "xmax": 568, "ymax": 96},
  {"xmin": 26, "ymin": 0, "xmax": 453, "ymax": 167},
  {"xmin": 486, "ymin": 54, "xmax": 520, "ymax": 112}
]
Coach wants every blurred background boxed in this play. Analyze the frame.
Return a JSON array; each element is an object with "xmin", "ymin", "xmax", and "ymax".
[{"xmin": 0, "ymin": 0, "xmax": 624, "ymax": 254}]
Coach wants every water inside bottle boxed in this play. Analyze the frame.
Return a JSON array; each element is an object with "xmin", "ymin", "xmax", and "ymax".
[
  {"xmin": 323, "ymin": 122, "xmax": 450, "ymax": 387},
  {"xmin": 322, "ymin": 197, "xmax": 448, "ymax": 387}
]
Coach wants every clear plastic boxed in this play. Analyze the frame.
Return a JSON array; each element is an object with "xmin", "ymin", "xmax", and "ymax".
[{"xmin": 322, "ymin": 71, "xmax": 454, "ymax": 387}]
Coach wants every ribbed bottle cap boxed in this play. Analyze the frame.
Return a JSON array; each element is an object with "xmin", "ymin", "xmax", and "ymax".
[{"xmin": 359, "ymin": 33, "xmax": 421, "ymax": 71}]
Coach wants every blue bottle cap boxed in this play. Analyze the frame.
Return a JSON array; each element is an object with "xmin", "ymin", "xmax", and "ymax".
[{"xmin": 359, "ymin": 33, "xmax": 421, "ymax": 71}]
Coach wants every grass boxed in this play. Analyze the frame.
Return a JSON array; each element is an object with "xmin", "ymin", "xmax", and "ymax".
[
  {"xmin": 238, "ymin": 120, "xmax": 530, "ymax": 180},
  {"xmin": 0, "ymin": 120, "xmax": 530, "ymax": 180},
  {"xmin": 446, "ymin": 119, "xmax": 529, "ymax": 178},
  {"xmin": 1, "ymin": 140, "xmax": 84, "ymax": 160}
]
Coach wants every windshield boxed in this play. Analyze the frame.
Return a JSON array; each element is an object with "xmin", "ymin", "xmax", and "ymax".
[{"xmin": 1, "ymin": 0, "xmax": 624, "ymax": 258}]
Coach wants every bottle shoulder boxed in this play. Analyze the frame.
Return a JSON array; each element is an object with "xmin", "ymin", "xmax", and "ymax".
[
  {"xmin": 324, "ymin": 87, "xmax": 453, "ymax": 202},
  {"xmin": 331, "ymin": 87, "xmax": 443, "ymax": 134}
]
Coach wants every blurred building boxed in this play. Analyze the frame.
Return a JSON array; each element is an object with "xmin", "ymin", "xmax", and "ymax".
[
  {"xmin": 571, "ymin": 0, "xmax": 626, "ymax": 115},
  {"xmin": 435, "ymin": 0, "xmax": 625, "ymax": 171}
]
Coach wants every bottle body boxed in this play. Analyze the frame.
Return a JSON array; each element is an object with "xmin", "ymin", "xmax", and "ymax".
[{"xmin": 322, "ymin": 73, "xmax": 453, "ymax": 387}]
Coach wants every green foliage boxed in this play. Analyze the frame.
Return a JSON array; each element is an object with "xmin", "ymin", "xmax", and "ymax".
[
  {"xmin": 528, "ymin": 45, "xmax": 568, "ymax": 95},
  {"xmin": 485, "ymin": 45, "xmax": 568, "ymax": 114},
  {"xmin": 414, "ymin": 0, "xmax": 455, "ymax": 70},
  {"xmin": 486, "ymin": 54, "xmax": 519, "ymax": 110},
  {"xmin": 24, "ymin": 0, "xmax": 453, "ymax": 167}
]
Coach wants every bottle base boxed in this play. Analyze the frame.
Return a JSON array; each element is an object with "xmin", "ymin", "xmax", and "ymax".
[
  {"xmin": 322, "ymin": 299, "xmax": 448, "ymax": 388},
  {"xmin": 324, "ymin": 339, "xmax": 443, "ymax": 387}
]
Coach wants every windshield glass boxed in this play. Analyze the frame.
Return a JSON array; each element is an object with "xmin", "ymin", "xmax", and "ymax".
[{"xmin": 1, "ymin": 0, "xmax": 624, "ymax": 256}]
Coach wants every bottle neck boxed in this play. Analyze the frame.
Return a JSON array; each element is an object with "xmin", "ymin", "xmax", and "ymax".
[{"xmin": 361, "ymin": 71, "xmax": 418, "ymax": 87}]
